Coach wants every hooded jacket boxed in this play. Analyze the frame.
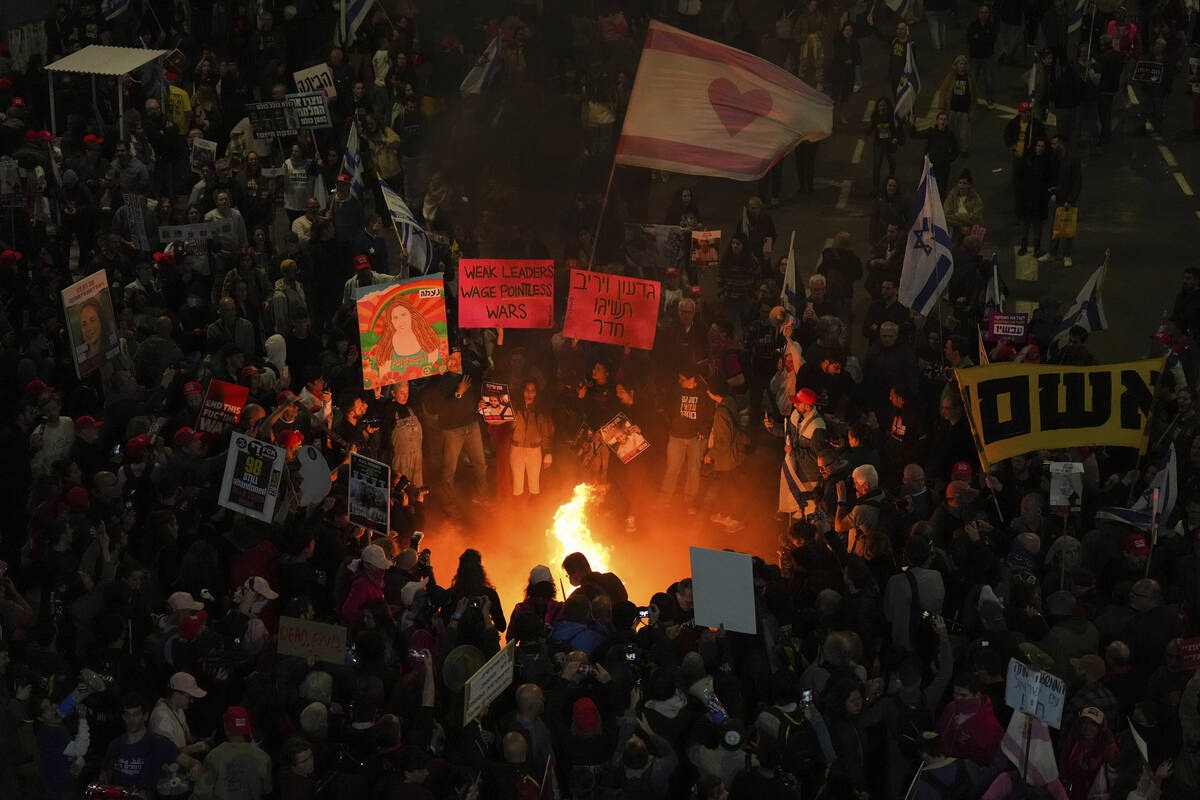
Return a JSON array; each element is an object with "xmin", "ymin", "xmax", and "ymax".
[{"xmin": 935, "ymin": 694, "xmax": 1004, "ymax": 765}]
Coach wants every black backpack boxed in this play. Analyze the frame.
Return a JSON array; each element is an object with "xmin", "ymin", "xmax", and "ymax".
[
  {"xmin": 905, "ymin": 569, "xmax": 939, "ymax": 661},
  {"xmin": 769, "ymin": 707, "xmax": 825, "ymax": 780}
]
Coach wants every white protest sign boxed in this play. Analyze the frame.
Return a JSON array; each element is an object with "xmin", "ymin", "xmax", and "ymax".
[
  {"xmin": 1048, "ymin": 461, "xmax": 1084, "ymax": 511},
  {"xmin": 690, "ymin": 546, "xmax": 757, "ymax": 634},
  {"xmin": 1004, "ymin": 658, "xmax": 1066, "ymax": 729},
  {"xmin": 293, "ymin": 63, "xmax": 337, "ymax": 99},
  {"xmin": 296, "ymin": 445, "xmax": 332, "ymax": 507},
  {"xmin": 463, "ymin": 642, "xmax": 515, "ymax": 725}
]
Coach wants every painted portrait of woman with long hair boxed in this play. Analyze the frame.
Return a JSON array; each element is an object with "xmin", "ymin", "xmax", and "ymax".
[{"xmin": 369, "ymin": 293, "xmax": 443, "ymax": 381}]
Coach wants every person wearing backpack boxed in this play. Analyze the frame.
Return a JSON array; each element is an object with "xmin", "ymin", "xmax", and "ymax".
[
  {"xmin": 881, "ymin": 619, "xmax": 954, "ymax": 797},
  {"xmin": 911, "ymin": 730, "xmax": 999, "ymax": 800},
  {"xmin": 882, "ymin": 535, "xmax": 945, "ymax": 656},
  {"xmin": 705, "ymin": 379, "xmax": 749, "ymax": 533},
  {"xmin": 833, "ymin": 464, "xmax": 898, "ymax": 556},
  {"xmin": 753, "ymin": 672, "xmax": 837, "ymax": 788}
]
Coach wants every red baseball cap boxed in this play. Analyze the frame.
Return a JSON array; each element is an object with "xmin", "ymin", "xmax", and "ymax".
[
  {"xmin": 572, "ymin": 698, "xmax": 601, "ymax": 732},
  {"xmin": 172, "ymin": 427, "xmax": 204, "ymax": 447},
  {"xmin": 353, "ymin": 254, "xmax": 372, "ymax": 269},
  {"xmin": 950, "ymin": 461, "xmax": 973, "ymax": 481},
  {"xmin": 223, "ymin": 706, "xmax": 251, "ymax": 736},
  {"xmin": 83, "ymin": 133, "xmax": 104, "ymax": 145},
  {"xmin": 239, "ymin": 365, "xmax": 263, "ymax": 381},
  {"xmin": 66, "ymin": 486, "xmax": 91, "ymax": 512},
  {"xmin": 74, "ymin": 415, "xmax": 104, "ymax": 432},
  {"xmin": 1018, "ymin": 101, "xmax": 1031, "ymax": 112},
  {"xmin": 37, "ymin": 130, "xmax": 52, "ymax": 142},
  {"xmin": 1122, "ymin": 533, "xmax": 1150, "ymax": 557},
  {"xmin": 791, "ymin": 387, "xmax": 819, "ymax": 407},
  {"xmin": 0, "ymin": 249, "xmax": 22, "ymax": 262},
  {"xmin": 276, "ymin": 390, "xmax": 296, "ymax": 405},
  {"xmin": 182, "ymin": 381, "xmax": 204, "ymax": 397},
  {"xmin": 12, "ymin": 97, "xmax": 25, "ymax": 107},
  {"xmin": 336, "ymin": 173, "xmax": 352, "ymax": 184},
  {"xmin": 24, "ymin": 378, "xmax": 52, "ymax": 396},
  {"xmin": 179, "ymin": 610, "xmax": 207, "ymax": 641},
  {"xmin": 125, "ymin": 434, "xmax": 152, "ymax": 461},
  {"xmin": 278, "ymin": 429, "xmax": 304, "ymax": 449}
]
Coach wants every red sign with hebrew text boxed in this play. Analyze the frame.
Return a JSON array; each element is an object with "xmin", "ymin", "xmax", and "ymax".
[{"xmin": 562, "ymin": 269, "xmax": 660, "ymax": 350}]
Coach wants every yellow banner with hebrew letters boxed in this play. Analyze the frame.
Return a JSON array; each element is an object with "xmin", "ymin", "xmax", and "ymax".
[{"xmin": 955, "ymin": 358, "xmax": 1165, "ymax": 470}]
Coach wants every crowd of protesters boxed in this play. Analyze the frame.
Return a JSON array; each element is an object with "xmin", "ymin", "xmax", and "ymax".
[{"xmin": 2, "ymin": 2, "xmax": 1200, "ymax": 800}]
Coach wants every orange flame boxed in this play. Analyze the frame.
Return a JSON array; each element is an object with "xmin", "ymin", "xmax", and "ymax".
[{"xmin": 548, "ymin": 483, "xmax": 611, "ymax": 574}]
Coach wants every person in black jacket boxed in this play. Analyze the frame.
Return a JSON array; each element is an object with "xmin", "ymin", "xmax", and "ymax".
[
  {"xmin": 1003, "ymin": 102, "xmax": 1048, "ymax": 177},
  {"xmin": 910, "ymin": 111, "xmax": 959, "ymax": 192},
  {"xmin": 1045, "ymin": 133, "xmax": 1082, "ymax": 266},
  {"xmin": 966, "ymin": 4, "xmax": 998, "ymax": 108},
  {"xmin": 1014, "ymin": 138, "xmax": 1054, "ymax": 257},
  {"xmin": 434, "ymin": 348, "xmax": 487, "ymax": 513}
]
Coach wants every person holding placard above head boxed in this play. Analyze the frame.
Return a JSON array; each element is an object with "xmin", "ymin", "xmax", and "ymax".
[{"xmin": 370, "ymin": 293, "xmax": 444, "ymax": 385}]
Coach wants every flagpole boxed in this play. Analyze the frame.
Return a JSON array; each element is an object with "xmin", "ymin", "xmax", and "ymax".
[
  {"xmin": 377, "ymin": 170, "xmax": 412, "ymax": 269},
  {"xmin": 587, "ymin": 161, "xmax": 617, "ymax": 270},
  {"xmin": 1085, "ymin": 3, "xmax": 1097, "ymax": 62}
]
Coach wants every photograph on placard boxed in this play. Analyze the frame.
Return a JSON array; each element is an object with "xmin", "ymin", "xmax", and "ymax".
[
  {"xmin": 61, "ymin": 270, "xmax": 120, "ymax": 378},
  {"xmin": 690, "ymin": 230, "xmax": 721, "ymax": 268}
]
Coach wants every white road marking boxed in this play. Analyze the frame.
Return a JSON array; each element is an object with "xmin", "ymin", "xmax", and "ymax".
[
  {"xmin": 1159, "ymin": 145, "xmax": 1178, "ymax": 167},
  {"xmin": 1014, "ymin": 246, "xmax": 1039, "ymax": 281},
  {"xmin": 851, "ymin": 138, "xmax": 865, "ymax": 164},
  {"xmin": 836, "ymin": 180, "xmax": 852, "ymax": 209},
  {"xmin": 1128, "ymin": 85, "xmax": 1139, "ymax": 105},
  {"xmin": 863, "ymin": 100, "xmax": 876, "ymax": 123},
  {"xmin": 1175, "ymin": 173, "xmax": 1194, "ymax": 196}
]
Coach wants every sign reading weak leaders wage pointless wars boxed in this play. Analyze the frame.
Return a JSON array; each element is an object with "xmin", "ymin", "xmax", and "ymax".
[
  {"xmin": 463, "ymin": 642, "xmax": 516, "ymax": 725},
  {"xmin": 955, "ymin": 358, "xmax": 1164, "ymax": 470},
  {"xmin": 458, "ymin": 259, "xmax": 554, "ymax": 328},
  {"xmin": 1005, "ymin": 658, "xmax": 1066, "ymax": 729},
  {"xmin": 562, "ymin": 269, "xmax": 660, "ymax": 350},
  {"xmin": 277, "ymin": 616, "xmax": 348, "ymax": 665}
]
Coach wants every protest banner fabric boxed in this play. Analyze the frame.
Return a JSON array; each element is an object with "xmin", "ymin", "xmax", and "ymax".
[
  {"xmin": 1004, "ymin": 658, "xmax": 1066, "ymax": 728},
  {"xmin": 463, "ymin": 642, "xmax": 516, "ymax": 725},
  {"xmin": 159, "ymin": 220, "xmax": 232, "ymax": 243},
  {"xmin": 481, "ymin": 382, "xmax": 515, "ymax": 422},
  {"xmin": 457, "ymin": 259, "xmax": 554, "ymax": 329},
  {"xmin": 562, "ymin": 269, "xmax": 660, "ymax": 350},
  {"xmin": 293, "ymin": 63, "xmax": 338, "ymax": 98},
  {"xmin": 623, "ymin": 223, "xmax": 688, "ymax": 273},
  {"xmin": 348, "ymin": 453, "xmax": 391, "ymax": 535},
  {"xmin": 690, "ymin": 230, "xmax": 721, "ymax": 267},
  {"xmin": 286, "ymin": 91, "xmax": 333, "ymax": 130},
  {"xmin": 355, "ymin": 274, "xmax": 450, "ymax": 389},
  {"xmin": 61, "ymin": 270, "xmax": 120, "ymax": 379},
  {"xmin": 955, "ymin": 358, "xmax": 1164, "ymax": 470},
  {"xmin": 246, "ymin": 100, "xmax": 299, "ymax": 138},
  {"xmin": 195, "ymin": 379, "xmax": 249, "ymax": 439},
  {"xmin": 690, "ymin": 547, "xmax": 757, "ymax": 634},
  {"xmin": 599, "ymin": 413, "xmax": 650, "ymax": 463},
  {"xmin": 217, "ymin": 433, "xmax": 286, "ymax": 522},
  {"xmin": 277, "ymin": 616, "xmax": 347, "ymax": 665}
]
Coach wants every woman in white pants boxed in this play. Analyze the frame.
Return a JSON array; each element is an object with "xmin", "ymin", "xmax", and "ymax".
[{"xmin": 510, "ymin": 380, "xmax": 555, "ymax": 497}]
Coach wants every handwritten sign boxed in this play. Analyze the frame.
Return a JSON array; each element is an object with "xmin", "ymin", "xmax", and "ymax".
[
  {"xmin": 1005, "ymin": 658, "xmax": 1066, "ymax": 729},
  {"xmin": 988, "ymin": 312, "xmax": 1029, "ymax": 341},
  {"xmin": 196, "ymin": 379, "xmax": 249, "ymax": 440},
  {"xmin": 463, "ymin": 642, "xmax": 516, "ymax": 725},
  {"xmin": 293, "ymin": 63, "xmax": 337, "ymax": 98},
  {"xmin": 458, "ymin": 259, "xmax": 554, "ymax": 328},
  {"xmin": 277, "ymin": 616, "xmax": 347, "ymax": 665},
  {"xmin": 562, "ymin": 269, "xmax": 660, "ymax": 350},
  {"xmin": 287, "ymin": 91, "xmax": 332, "ymax": 130}
]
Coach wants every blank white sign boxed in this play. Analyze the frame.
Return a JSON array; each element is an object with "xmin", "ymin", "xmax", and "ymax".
[{"xmin": 690, "ymin": 546, "xmax": 757, "ymax": 634}]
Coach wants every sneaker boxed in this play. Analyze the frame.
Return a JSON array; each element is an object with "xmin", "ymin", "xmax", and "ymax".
[
  {"xmin": 1063, "ymin": 257, "xmax": 1073, "ymax": 267},
  {"xmin": 1037, "ymin": 252, "xmax": 1053, "ymax": 262}
]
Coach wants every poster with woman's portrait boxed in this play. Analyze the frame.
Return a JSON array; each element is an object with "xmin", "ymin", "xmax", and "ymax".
[
  {"xmin": 61, "ymin": 269, "xmax": 120, "ymax": 379},
  {"xmin": 690, "ymin": 230, "xmax": 721, "ymax": 268},
  {"xmin": 354, "ymin": 274, "xmax": 450, "ymax": 389}
]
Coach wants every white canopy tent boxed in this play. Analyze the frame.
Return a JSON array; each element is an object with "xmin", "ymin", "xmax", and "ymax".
[{"xmin": 45, "ymin": 45, "xmax": 168, "ymax": 139}]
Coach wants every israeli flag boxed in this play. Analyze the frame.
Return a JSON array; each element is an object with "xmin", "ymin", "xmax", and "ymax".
[
  {"xmin": 898, "ymin": 157, "xmax": 954, "ymax": 317},
  {"xmin": 1067, "ymin": 0, "xmax": 1087, "ymax": 33},
  {"xmin": 380, "ymin": 177, "xmax": 435, "ymax": 275},
  {"xmin": 983, "ymin": 252, "xmax": 1004, "ymax": 316},
  {"xmin": 1048, "ymin": 263, "xmax": 1107, "ymax": 356},
  {"xmin": 1097, "ymin": 444, "xmax": 1177, "ymax": 531},
  {"xmin": 101, "ymin": 0, "xmax": 131, "ymax": 20},
  {"xmin": 780, "ymin": 231, "xmax": 798, "ymax": 317},
  {"xmin": 894, "ymin": 42, "xmax": 920, "ymax": 128},
  {"xmin": 460, "ymin": 36, "xmax": 503, "ymax": 95},
  {"xmin": 344, "ymin": 0, "xmax": 377, "ymax": 44},
  {"xmin": 343, "ymin": 120, "xmax": 365, "ymax": 199},
  {"xmin": 885, "ymin": 0, "xmax": 911, "ymax": 18}
]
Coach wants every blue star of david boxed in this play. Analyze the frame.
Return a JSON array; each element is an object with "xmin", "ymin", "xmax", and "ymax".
[{"xmin": 911, "ymin": 218, "xmax": 933, "ymax": 255}]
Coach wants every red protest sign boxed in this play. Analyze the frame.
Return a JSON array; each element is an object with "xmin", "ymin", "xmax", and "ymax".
[
  {"xmin": 458, "ymin": 259, "xmax": 554, "ymax": 328},
  {"xmin": 196, "ymin": 379, "xmax": 249, "ymax": 439},
  {"xmin": 562, "ymin": 269, "xmax": 660, "ymax": 350}
]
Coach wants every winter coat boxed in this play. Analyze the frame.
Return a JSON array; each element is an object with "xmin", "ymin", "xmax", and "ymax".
[
  {"xmin": 1014, "ymin": 151, "xmax": 1054, "ymax": 220},
  {"xmin": 706, "ymin": 397, "xmax": 740, "ymax": 472}
]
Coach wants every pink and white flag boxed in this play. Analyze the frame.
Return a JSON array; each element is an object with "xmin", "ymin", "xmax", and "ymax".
[
  {"xmin": 616, "ymin": 22, "xmax": 833, "ymax": 181},
  {"xmin": 1001, "ymin": 711, "xmax": 1059, "ymax": 786}
]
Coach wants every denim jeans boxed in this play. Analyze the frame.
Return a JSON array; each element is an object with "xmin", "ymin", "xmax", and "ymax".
[
  {"xmin": 661, "ymin": 435, "xmax": 705, "ymax": 508},
  {"xmin": 971, "ymin": 57, "xmax": 995, "ymax": 104},
  {"xmin": 926, "ymin": 10, "xmax": 949, "ymax": 50},
  {"xmin": 441, "ymin": 423, "xmax": 486, "ymax": 502}
]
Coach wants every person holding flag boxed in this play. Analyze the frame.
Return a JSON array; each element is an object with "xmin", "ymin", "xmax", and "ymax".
[
  {"xmin": 889, "ymin": 23, "xmax": 917, "ymax": 130},
  {"xmin": 378, "ymin": 176, "xmax": 435, "ymax": 275},
  {"xmin": 1047, "ymin": 256, "xmax": 1108, "ymax": 360},
  {"xmin": 898, "ymin": 156, "xmax": 955, "ymax": 320},
  {"xmin": 910, "ymin": 112, "xmax": 959, "ymax": 194}
]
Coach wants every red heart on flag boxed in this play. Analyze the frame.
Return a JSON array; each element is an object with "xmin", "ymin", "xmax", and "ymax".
[{"xmin": 707, "ymin": 78, "xmax": 772, "ymax": 136}]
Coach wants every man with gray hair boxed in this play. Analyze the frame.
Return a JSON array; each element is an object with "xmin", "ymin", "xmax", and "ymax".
[{"xmin": 834, "ymin": 463, "xmax": 890, "ymax": 555}]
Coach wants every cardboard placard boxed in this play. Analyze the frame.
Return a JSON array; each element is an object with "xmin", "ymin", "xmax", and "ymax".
[
  {"xmin": 348, "ymin": 453, "xmax": 391, "ymax": 535},
  {"xmin": 246, "ymin": 100, "xmax": 299, "ymax": 139},
  {"xmin": 355, "ymin": 275, "xmax": 450, "ymax": 389},
  {"xmin": 1132, "ymin": 60, "xmax": 1164, "ymax": 84},
  {"xmin": 623, "ymin": 223, "xmax": 688, "ymax": 273},
  {"xmin": 1048, "ymin": 461, "xmax": 1084, "ymax": 511},
  {"xmin": 599, "ymin": 412, "xmax": 650, "ymax": 463},
  {"xmin": 190, "ymin": 137, "xmax": 217, "ymax": 173},
  {"xmin": 988, "ymin": 312, "xmax": 1028, "ymax": 341},
  {"xmin": 481, "ymin": 382, "xmax": 515, "ymax": 422},
  {"xmin": 463, "ymin": 642, "xmax": 516, "ymax": 725},
  {"xmin": 1180, "ymin": 636, "xmax": 1200, "ymax": 671},
  {"xmin": 218, "ymin": 433, "xmax": 286, "ymax": 522},
  {"xmin": 277, "ymin": 616, "xmax": 347, "ymax": 665},
  {"xmin": 690, "ymin": 230, "xmax": 721, "ymax": 267},
  {"xmin": 562, "ymin": 269, "xmax": 660, "ymax": 350},
  {"xmin": 296, "ymin": 445, "xmax": 333, "ymax": 507},
  {"xmin": 159, "ymin": 221, "xmax": 230, "ymax": 243},
  {"xmin": 293, "ymin": 63, "xmax": 338, "ymax": 98},
  {"xmin": 61, "ymin": 270, "xmax": 120, "ymax": 379},
  {"xmin": 287, "ymin": 91, "xmax": 333, "ymax": 130},
  {"xmin": 690, "ymin": 546, "xmax": 757, "ymax": 634},
  {"xmin": 1004, "ymin": 658, "xmax": 1066, "ymax": 729},
  {"xmin": 457, "ymin": 259, "xmax": 554, "ymax": 328},
  {"xmin": 196, "ymin": 379, "xmax": 249, "ymax": 439}
]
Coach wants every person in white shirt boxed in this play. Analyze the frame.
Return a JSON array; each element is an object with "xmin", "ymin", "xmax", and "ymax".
[
  {"xmin": 30, "ymin": 391, "xmax": 75, "ymax": 476},
  {"xmin": 149, "ymin": 672, "xmax": 210, "ymax": 770},
  {"xmin": 203, "ymin": 191, "xmax": 249, "ymax": 252}
]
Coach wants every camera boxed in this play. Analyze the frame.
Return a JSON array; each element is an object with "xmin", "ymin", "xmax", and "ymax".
[
  {"xmin": 801, "ymin": 689, "xmax": 813, "ymax": 706},
  {"xmin": 407, "ymin": 649, "xmax": 426, "ymax": 660}
]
